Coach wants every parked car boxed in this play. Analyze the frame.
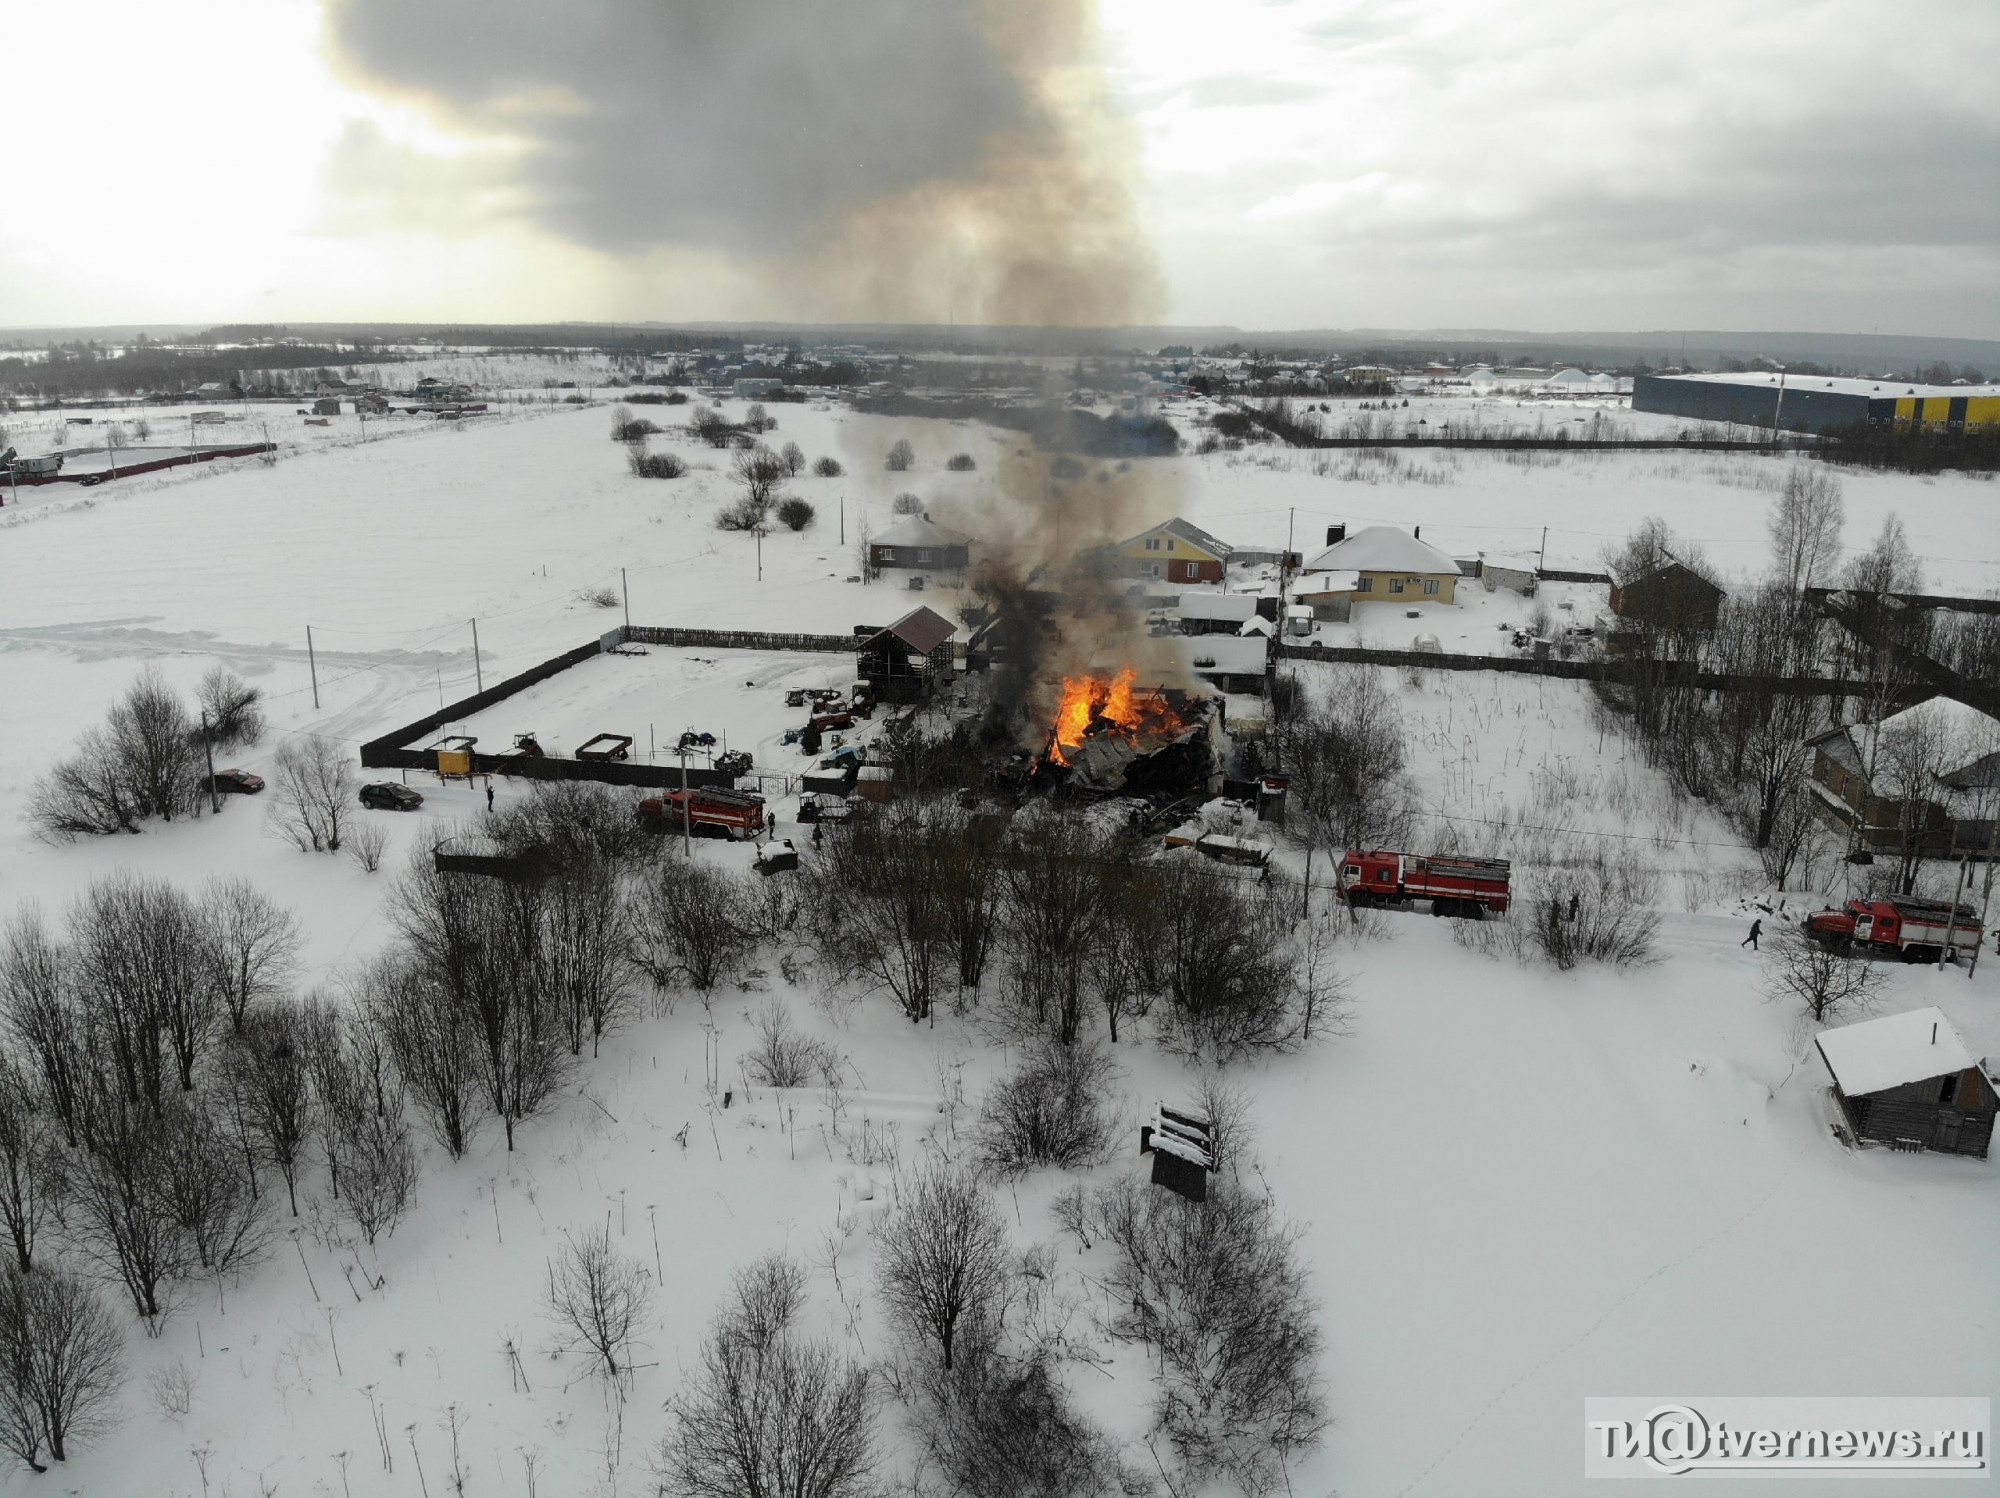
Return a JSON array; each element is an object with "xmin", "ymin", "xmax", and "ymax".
[
  {"xmin": 208, "ymin": 768, "xmax": 265, "ymax": 795},
  {"xmin": 714, "ymin": 749, "xmax": 753, "ymax": 777},
  {"xmin": 359, "ymin": 782, "xmax": 424, "ymax": 811}
]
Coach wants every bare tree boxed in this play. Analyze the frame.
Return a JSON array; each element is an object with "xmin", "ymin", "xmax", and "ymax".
[
  {"xmin": 1767, "ymin": 928, "xmax": 1885, "ymax": 1026},
  {"xmin": 105, "ymin": 667, "xmax": 202, "ymax": 823},
  {"xmin": 361, "ymin": 952, "xmax": 484, "ymax": 1159},
  {"xmin": 232, "ymin": 1002, "xmax": 313, "ymax": 1215},
  {"xmin": 334, "ymin": 1105, "xmax": 418, "ymax": 1248},
  {"xmin": 268, "ymin": 736, "xmax": 355, "ymax": 853},
  {"xmin": 1000, "ymin": 816, "xmax": 1120, "ymax": 1044},
  {"xmin": 28, "ymin": 728, "xmax": 140, "ymax": 840},
  {"xmin": 0, "ymin": 1265, "xmax": 124, "ymax": 1472},
  {"xmin": 889, "ymin": 491, "xmax": 924, "ymax": 515},
  {"xmin": 199, "ymin": 878, "xmax": 300, "ymax": 1035},
  {"xmin": 195, "ymin": 666, "xmax": 265, "ymax": 751},
  {"xmin": 774, "ymin": 496, "xmax": 816, "ymax": 532},
  {"xmin": 71, "ymin": 874, "xmax": 218, "ymax": 1104},
  {"xmin": 0, "ymin": 911, "xmax": 87, "ymax": 1146},
  {"xmin": 1874, "ymin": 696, "xmax": 1960, "ymax": 895},
  {"xmin": 656, "ymin": 1254, "xmax": 873, "ymax": 1498},
  {"xmin": 534, "ymin": 858, "xmax": 633, "ymax": 1059},
  {"xmin": 1154, "ymin": 862, "xmax": 1308, "ymax": 1062},
  {"xmin": 544, "ymin": 1223, "xmax": 653, "ymax": 1386},
  {"xmin": 632, "ymin": 860, "xmax": 753, "ymax": 1002},
  {"xmin": 1767, "ymin": 464, "xmax": 1844, "ymax": 605},
  {"xmin": 884, "ymin": 438, "xmax": 914, "ymax": 472},
  {"xmin": 1097, "ymin": 1177, "xmax": 1327, "ymax": 1495},
  {"xmin": 1271, "ymin": 667, "xmax": 1419, "ymax": 878},
  {"xmin": 812, "ymin": 455, "xmax": 843, "ymax": 478},
  {"xmin": 64, "ymin": 1080, "xmax": 195, "ymax": 1324},
  {"xmin": 0, "ymin": 1064, "xmax": 53, "ymax": 1274},
  {"xmin": 730, "ymin": 443, "xmax": 787, "ymax": 514},
  {"xmin": 875, "ymin": 1162, "xmax": 1009, "ymax": 1371},
  {"xmin": 154, "ymin": 1094, "xmax": 266, "ymax": 1278},
  {"xmin": 779, "ymin": 441, "xmax": 806, "ymax": 476}
]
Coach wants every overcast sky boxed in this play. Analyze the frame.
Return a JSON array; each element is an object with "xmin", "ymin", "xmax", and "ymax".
[{"xmin": 4, "ymin": 0, "xmax": 1996, "ymax": 336}]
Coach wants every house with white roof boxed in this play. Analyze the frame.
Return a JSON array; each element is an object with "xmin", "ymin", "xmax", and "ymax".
[
  {"xmin": 1808, "ymin": 696, "xmax": 2000, "ymax": 858},
  {"xmin": 1293, "ymin": 524, "xmax": 1462, "ymax": 610},
  {"xmin": 867, "ymin": 513, "xmax": 972, "ymax": 576},
  {"xmin": 1815, "ymin": 1006, "xmax": 1995, "ymax": 1157}
]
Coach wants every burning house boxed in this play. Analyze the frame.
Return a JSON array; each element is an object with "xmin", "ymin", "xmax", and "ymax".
[{"xmin": 1035, "ymin": 665, "xmax": 1227, "ymax": 798}]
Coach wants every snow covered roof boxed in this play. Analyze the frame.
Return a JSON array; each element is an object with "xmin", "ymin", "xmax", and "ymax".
[
  {"xmin": 1660, "ymin": 371, "xmax": 2000, "ymax": 400},
  {"xmin": 1294, "ymin": 569, "xmax": 1359, "ymax": 597},
  {"xmin": 1815, "ymin": 1007, "xmax": 1976, "ymax": 1097},
  {"xmin": 1176, "ymin": 592, "xmax": 1257, "ymax": 622},
  {"xmin": 1182, "ymin": 636, "xmax": 1267, "ymax": 676},
  {"xmin": 1879, "ymin": 696, "xmax": 2000, "ymax": 755},
  {"xmin": 1302, "ymin": 525, "xmax": 1459, "ymax": 576},
  {"xmin": 1127, "ymin": 516, "xmax": 1233, "ymax": 559},
  {"xmin": 872, "ymin": 513, "xmax": 970, "ymax": 549},
  {"xmin": 1239, "ymin": 616, "xmax": 1275, "ymax": 637}
]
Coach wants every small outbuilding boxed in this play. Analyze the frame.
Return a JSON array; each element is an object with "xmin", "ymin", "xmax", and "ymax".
[
  {"xmin": 1607, "ymin": 557, "xmax": 1724, "ymax": 631},
  {"xmin": 1816, "ymin": 1006, "xmax": 1996, "ymax": 1158}
]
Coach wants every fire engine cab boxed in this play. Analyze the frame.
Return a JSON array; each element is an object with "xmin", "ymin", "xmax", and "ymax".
[
  {"xmin": 1339, "ymin": 849, "xmax": 1511, "ymax": 918},
  {"xmin": 1804, "ymin": 896, "xmax": 1982, "ymax": 963}
]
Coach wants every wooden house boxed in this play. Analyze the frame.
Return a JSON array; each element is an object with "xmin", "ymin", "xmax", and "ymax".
[
  {"xmin": 1816, "ymin": 1007, "xmax": 1996, "ymax": 1158},
  {"xmin": 855, "ymin": 606, "xmax": 957, "ymax": 705},
  {"xmin": 1607, "ymin": 557, "xmax": 1724, "ymax": 630},
  {"xmin": 1112, "ymin": 518, "xmax": 1233, "ymax": 584},
  {"xmin": 868, "ymin": 514, "xmax": 971, "ymax": 576}
]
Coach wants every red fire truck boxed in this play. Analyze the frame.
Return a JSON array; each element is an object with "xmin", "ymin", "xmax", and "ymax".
[
  {"xmin": 638, "ymin": 786, "xmax": 769, "ymax": 841},
  {"xmin": 1338, "ymin": 849, "xmax": 1512, "ymax": 917},
  {"xmin": 1804, "ymin": 896, "xmax": 1983, "ymax": 963}
]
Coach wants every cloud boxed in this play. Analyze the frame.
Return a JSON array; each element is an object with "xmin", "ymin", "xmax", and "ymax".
[{"xmin": 321, "ymin": 0, "xmax": 1161, "ymax": 326}]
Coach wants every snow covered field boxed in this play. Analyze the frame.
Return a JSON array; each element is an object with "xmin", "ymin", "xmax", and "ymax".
[{"xmin": 0, "ymin": 397, "xmax": 1994, "ymax": 1496}]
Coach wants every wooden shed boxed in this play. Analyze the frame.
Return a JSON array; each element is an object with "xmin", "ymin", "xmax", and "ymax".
[
  {"xmin": 856, "ymin": 606, "xmax": 957, "ymax": 705},
  {"xmin": 1816, "ymin": 1006, "xmax": 1996, "ymax": 1158},
  {"xmin": 1607, "ymin": 558, "xmax": 1724, "ymax": 630}
]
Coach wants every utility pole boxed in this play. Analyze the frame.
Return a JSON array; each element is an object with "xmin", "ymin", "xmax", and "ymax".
[
  {"xmin": 1770, "ymin": 365, "xmax": 1788, "ymax": 443},
  {"xmin": 755, "ymin": 525, "xmax": 764, "ymax": 583},
  {"xmin": 1938, "ymin": 854, "xmax": 1971, "ymax": 970},
  {"xmin": 200, "ymin": 710, "xmax": 220, "ymax": 814},
  {"xmin": 621, "ymin": 567, "xmax": 630, "ymax": 630},
  {"xmin": 471, "ymin": 618, "xmax": 483, "ymax": 694},
  {"xmin": 1284, "ymin": 507, "xmax": 1295, "ymax": 596},
  {"xmin": 306, "ymin": 626, "xmax": 320, "ymax": 709},
  {"xmin": 1538, "ymin": 525, "xmax": 1549, "ymax": 573},
  {"xmin": 839, "ymin": 496, "xmax": 844, "ymax": 546},
  {"xmin": 678, "ymin": 745, "xmax": 692, "ymax": 858}
]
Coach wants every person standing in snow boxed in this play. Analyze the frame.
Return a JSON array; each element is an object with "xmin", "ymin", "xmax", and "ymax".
[
  {"xmin": 1742, "ymin": 918, "xmax": 1762, "ymax": 951},
  {"xmin": 486, "ymin": 782, "xmax": 495, "ymax": 813}
]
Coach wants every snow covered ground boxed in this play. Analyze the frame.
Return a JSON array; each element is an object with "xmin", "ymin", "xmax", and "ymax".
[{"xmin": 0, "ymin": 397, "xmax": 1995, "ymax": 1496}]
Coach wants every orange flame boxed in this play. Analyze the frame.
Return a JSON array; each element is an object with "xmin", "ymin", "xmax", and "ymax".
[{"xmin": 1048, "ymin": 666, "xmax": 1181, "ymax": 765}]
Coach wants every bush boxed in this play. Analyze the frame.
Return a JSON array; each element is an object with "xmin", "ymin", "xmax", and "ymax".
[
  {"xmin": 875, "ymin": 1163, "xmax": 1009, "ymax": 1371},
  {"xmin": 885, "ymin": 439, "xmax": 914, "ymax": 472},
  {"xmin": 544, "ymin": 1222, "xmax": 653, "ymax": 1385},
  {"xmin": 347, "ymin": 819, "xmax": 389, "ymax": 873},
  {"xmin": 1097, "ymin": 1177, "xmax": 1326, "ymax": 1494},
  {"xmin": 904, "ymin": 1343, "xmax": 1124, "ymax": 1498},
  {"xmin": 581, "ymin": 584, "xmax": 621, "ymax": 608},
  {"xmin": 610, "ymin": 405, "xmax": 659, "ymax": 442},
  {"xmin": 812, "ymin": 455, "xmax": 843, "ymax": 478},
  {"xmin": 629, "ymin": 449, "xmax": 687, "ymax": 479},
  {"xmin": 657, "ymin": 1256, "xmax": 872, "ymax": 1498},
  {"xmin": 976, "ymin": 1040, "xmax": 1117, "ymax": 1175},
  {"xmin": 739, "ymin": 1000, "xmax": 837, "ymax": 1089},
  {"xmin": 268, "ymin": 735, "xmax": 354, "ymax": 853},
  {"xmin": 715, "ymin": 494, "xmax": 770, "ymax": 532},
  {"xmin": 745, "ymin": 403, "xmax": 773, "ymax": 432},
  {"xmin": 1764, "ymin": 927, "xmax": 1884, "ymax": 1026},
  {"xmin": 945, "ymin": 452, "xmax": 976, "ymax": 471},
  {"xmin": 774, "ymin": 497, "xmax": 816, "ymax": 532},
  {"xmin": 890, "ymin": 492, "xmax": 924, "ymax": 515}
]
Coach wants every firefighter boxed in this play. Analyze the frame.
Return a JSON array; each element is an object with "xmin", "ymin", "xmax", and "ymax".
[{"xmin": 1742, "ymin": 918, "xmax": 1762, "ymax": 951}]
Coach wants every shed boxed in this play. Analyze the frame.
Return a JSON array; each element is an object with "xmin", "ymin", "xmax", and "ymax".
[
  {"xmin": 1184, "ymin": 634, "xmax": 1268, "ymax": 695},
  {"xmin": 1176, "ymin": 592, "xmax": 1258, "ymax": 635},
  {"xmin": 1816, "ymin": 1007, "xmax": 1995, "ymax": 1158},
  {"xmin": 855, "ymin": 606, "xmax": 957, "ymax": 705},
  {"xmin": 1478, "ymin": 554, "xmax": 1539, "ymax": 596},
  {"xmin": 868, "ymin": 513, "xmax": 971, "ymax": 575}
]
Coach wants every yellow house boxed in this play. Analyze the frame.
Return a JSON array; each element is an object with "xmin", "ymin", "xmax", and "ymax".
[
  {"xmin": 1110, "ymin": 517, "xmax": 1233, "ymax": 584},
  {"xmin": 1296, "ymin": 525, "xmax": 1460, "ymax": 607}
]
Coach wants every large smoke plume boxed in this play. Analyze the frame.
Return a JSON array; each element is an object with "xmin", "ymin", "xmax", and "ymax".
[{"xmin": 322, "ymin": 0, "xmax": 1160, "ymax": 327}]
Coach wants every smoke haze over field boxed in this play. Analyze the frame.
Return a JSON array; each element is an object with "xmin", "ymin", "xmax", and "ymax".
[{"xmin": 323, "ymin": 0, "xmax": 1161, "ymax": 328}]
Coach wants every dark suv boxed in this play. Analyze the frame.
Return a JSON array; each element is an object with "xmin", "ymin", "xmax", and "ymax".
[{"xmin": 359, "ymin": 782, "xmax": 424, "ymax": 811}]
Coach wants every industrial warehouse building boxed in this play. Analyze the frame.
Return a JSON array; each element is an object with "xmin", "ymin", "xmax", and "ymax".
[{"xmin": 1633, "ymin": 372, "xmax": 2000, "ymax": 433}]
